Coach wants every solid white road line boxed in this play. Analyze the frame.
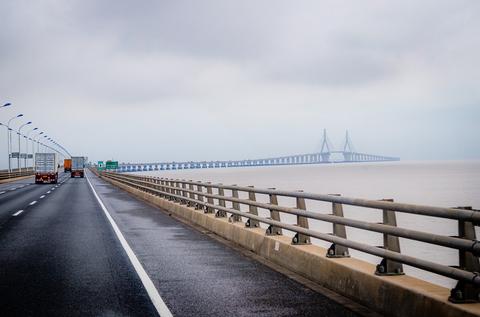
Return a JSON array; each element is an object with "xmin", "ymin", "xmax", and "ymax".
[
  {"xmin": 40, "ymin": 195, "xmax": 45, "ymax": 199},
  {"xmin": 86, "ymin": 173, "xmax": 173, "ymax": 317},
  {"xmin": 29, "ymin": 201, "xmax": 37, "ymax": 206},
  {"xmin": 13, "ymin": 210, "xmax": 24, "ymax": 216}
]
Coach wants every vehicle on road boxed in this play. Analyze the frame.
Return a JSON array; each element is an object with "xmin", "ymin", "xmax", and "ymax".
[
  {"xmin": 71, "ymin": 156, "xmax": 85, "ymax": 178},
  {"xmin": 35, "ymin": 153, "xmax": 58, "ymax": 184},
  {"xmin": 64, "ymin": 158, "xmax": 72, "ymax": 172}
]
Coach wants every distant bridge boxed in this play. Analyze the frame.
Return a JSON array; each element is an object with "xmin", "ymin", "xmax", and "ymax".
[{"xmin": 118, "ymin": 130, "xmax": 399, "ymax": 172}]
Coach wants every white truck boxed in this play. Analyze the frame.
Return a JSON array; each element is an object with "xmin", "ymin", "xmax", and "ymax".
[
  {"xmin": 71, "ymin": 156, "xmax": 85, "ymax": 178},
  {"xmin": 35, "ymin": 153, "xmax": 58, "ymax": 184}
]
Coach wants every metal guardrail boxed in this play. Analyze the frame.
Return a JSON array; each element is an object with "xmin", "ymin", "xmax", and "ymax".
[
  {"xmin": 101, "ymin": 171, "xmax": 480, "ymax": 303},
  {"xmin": 0, "ymin": 168, "xmax": 34, "ymax": 180}
]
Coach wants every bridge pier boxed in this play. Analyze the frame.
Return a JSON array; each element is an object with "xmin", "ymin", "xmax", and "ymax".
[{"xmin": 321, "ymin": 153, "xmax": 331, "ymax": 163}]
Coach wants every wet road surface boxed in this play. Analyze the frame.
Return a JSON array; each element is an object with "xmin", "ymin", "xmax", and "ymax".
[
  {"xmin": 88, "ymin": 171, "xmax": 360, "ymax": 317},
  {"xmin": 0, "ymin": 170, "xmax": 361, "ymax": 316},
  {"xmin": 0, "ymin": 172, "xmax": 158, "ymax": 316}
]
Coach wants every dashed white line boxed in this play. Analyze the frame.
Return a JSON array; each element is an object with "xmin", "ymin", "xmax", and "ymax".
[
  {"xmin": 29, "ymin": 201, "xmax": 37, "ymax": 206},
  {"xmin": 40, "ymin": 195, "xmax": 46, "ymax": 199},
  {"xmin": 86, "ymin": 173, "xmax": 173, "ymax": 317},
  {"xmin": 10, "ymin": 188, "xmax": 16, "ymax": 191},
  {"xmin": 47, "ymin": 191, "xmax": 51, "ymax": 194},
  {"xmin": 13, "ymin": 210, "xmax": 24, "ymax": 216},
  {"xmin": 0, "ymin": 191, "xmax": 5, "ymax": 195}
]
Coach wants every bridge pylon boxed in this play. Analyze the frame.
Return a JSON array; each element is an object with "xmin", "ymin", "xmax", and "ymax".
[
  {"xmin": 320, "ymin": 129, "xmax": 332, "ymax": 162},
  {"xmin": 342, "ymin": 130, "xmax": 355, "ymax": 162}
]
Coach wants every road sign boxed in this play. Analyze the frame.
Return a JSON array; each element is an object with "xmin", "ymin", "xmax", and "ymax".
[
  {"xmin": 97, "ymin": 161, "xmax": 105, "ymax": 171},
  {"xmin": 106, "ymin": 161, "xmax": 118, "ymax": 170}
]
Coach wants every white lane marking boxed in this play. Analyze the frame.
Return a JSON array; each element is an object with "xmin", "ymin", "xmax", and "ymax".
[
  {"xmin": 29, "ymin": 201, "xmax": 37, "ymax": 206},
  {"xmin": 0, "ymin": 191, "xmax": 5, "ymax": 195},
  {"xmin": 51, "ymin": 187, "xmax": 55, "ymax": 190},
  {"xmin": 40, "ymin": 195, "xmax": 46, "ymax": 199},
  {"xmin": 10, "ymin": 188, "xmax": 16, "ymax": 191},
  {"xmin": 47, "ymin": 191, "xmax": 51, "ymax": 194},
  {"xmin": 13, "ymin": 210, "xmax": 24, "ymax": 216},
  {"xmin": 86, "ymin": 173, "xmax": 173, "ymax": 317}
]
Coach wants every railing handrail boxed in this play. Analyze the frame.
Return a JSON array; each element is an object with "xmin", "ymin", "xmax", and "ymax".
[
  {"xmin": 119, "ymin": 172, "xmax": 479, "ymax": 222},
  {"xmin": 0, "ymin": 169, "xmax": 34, "ymax": 180},
  {"xmin": 101, "ymin": 171, "xmax": 480, "ymax": 288},
  {"xmin": 106, "ymin": 174, "xmax": 478, "ymax": 253}
]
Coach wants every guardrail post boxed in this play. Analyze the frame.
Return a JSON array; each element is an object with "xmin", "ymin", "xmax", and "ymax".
[
  {"xmin": 449, "ymin": 206, "xmax": 480, "ymax": 303},
  {"xmin": 326, "ymin": 195, "xmax": 350, "ymax": 258},
  {"xmin": 205, "ymin": 182, "xmax": 215, "ymax": 214},
  {"xmin": 147, "ymin": 176, "xmax": 155, "ymax": 195},
  {"xmin": 167, "ymin": 180, "xmax": 174, "ymax": 201},
  {"xmin": 180, "ymin": 181, "xmax": 188, "ymax": 205},
  {"xmin": 160, "ymin": 179, "xmax": 166, "ymax": 198},
  {"xmin": 196, "ymin": 182, "xmax": 205, "ymax": 211},
  {"xmin": 170, "ymin": 180, "xmax": 177, "ymax": 201},
  {"xmin": 375, "ymin": 199, "xmax": 404, "ymax": 276},
  {"xmin": 266, "ymin": 188, "xmax": 282, "ymax": 235},
  {"xmin": 175, "ymin": 180, "xmax": 182, "ymax": 202},
  {"xmin": 245, "ymin": 186, "xmax": 260, "ymax": 228},
  {"xmin": 188, "ymin": 182, "xmax": 195, "ymax": 207},
  {"xmin": 176, "ymin": 180, "xmax": 183, "ymax": 202},
  {"xmin": 292, "ymin": 193, "xmax": 311, "ymax": 245},
  {"xmin": 215, "ymin": 185, "xmax": 227, "ymax": 218},
  {"xmin": 229, "ymin": 186, "xmax": 242, "ymax": 222}
]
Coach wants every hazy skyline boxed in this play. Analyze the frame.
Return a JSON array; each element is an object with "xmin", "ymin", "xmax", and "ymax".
[{"xmin": 1, "ymin": 1, "xmax": 479, "ymax": 167}]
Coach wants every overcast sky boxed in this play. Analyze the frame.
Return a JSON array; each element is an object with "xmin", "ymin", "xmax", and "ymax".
[{"xmin": 1, "ymin": 1, "xmax": 479, "ymax": 167}]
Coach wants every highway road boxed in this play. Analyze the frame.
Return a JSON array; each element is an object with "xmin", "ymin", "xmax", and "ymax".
[{"xmin": 0, "ymin": 170, "xmax": 363, "ymax": 316}]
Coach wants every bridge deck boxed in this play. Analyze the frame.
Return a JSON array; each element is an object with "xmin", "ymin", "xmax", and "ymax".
[{"xmin": 0, "ymin": 171, "xmax": 364, "ymax": 316}]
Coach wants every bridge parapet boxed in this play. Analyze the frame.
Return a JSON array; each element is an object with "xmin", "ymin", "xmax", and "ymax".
[{"xmin": 101, "ymin": 171, "xmax": 479, "ymax": 312}]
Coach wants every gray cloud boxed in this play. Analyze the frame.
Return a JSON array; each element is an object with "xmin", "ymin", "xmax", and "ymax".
[{"xmin": 0, "ymin": 0, "xmax": 479, "ymax": 167}]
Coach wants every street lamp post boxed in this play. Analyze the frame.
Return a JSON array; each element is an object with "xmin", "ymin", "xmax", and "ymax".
[
  {"xmin": 17, "ymin": 121, "xmax": 32, "ymax": 172},
  {"xmin": 7, "ymin": 114, "xmax": 23, "ymax": 172},
  {"xmin": 25, "ymin": 127, "xmax": 38, "ymax": 169},
  {"xmin": 43, "ymin": 135, "xmax": 48, "ymax": 153},
  {"xmin": 0, "ymin": 123, "xmax": 10, "ymax": 171},
  {"xmin": 32, "ymin": 131, "xmax": 44, "ymax": 167}
]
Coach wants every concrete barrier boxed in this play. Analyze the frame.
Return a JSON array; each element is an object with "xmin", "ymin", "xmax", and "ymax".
[{"xmin": 102, "ymin": 175, "xmax": 480, "ymax": 317}]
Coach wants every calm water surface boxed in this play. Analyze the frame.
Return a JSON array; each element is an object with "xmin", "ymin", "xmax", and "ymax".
[{"xmin": 137, "ymin": 160, "xmax": 480, "ymax": 288}]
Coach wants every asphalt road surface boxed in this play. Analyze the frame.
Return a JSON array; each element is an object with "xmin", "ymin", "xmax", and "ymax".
[{"xmin": 0, "ymin": 170, "xmax": 361, "ymax": 317}]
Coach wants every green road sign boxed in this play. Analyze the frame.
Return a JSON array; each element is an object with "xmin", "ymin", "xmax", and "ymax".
[
  {"xmin": 97, "ymin": 161, "xmax": 105, "ymax": 171},
  {"xmin": 105, "ymin": 161, "xmax": 118, "ymax": 170}
]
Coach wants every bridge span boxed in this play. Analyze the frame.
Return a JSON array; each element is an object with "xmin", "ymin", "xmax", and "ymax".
[{"xmin": 117, "ymin": 130, "xmax": 399, "ymax": 172}]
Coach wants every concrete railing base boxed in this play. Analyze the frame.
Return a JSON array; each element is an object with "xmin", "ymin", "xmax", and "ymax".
[
  {"xmin": 101, "ymin": 175, "xmax": 480, "ymax": 317},
  {"xmin": 0, "ymin": 174, "xmax": 34, "ymax": 184}
]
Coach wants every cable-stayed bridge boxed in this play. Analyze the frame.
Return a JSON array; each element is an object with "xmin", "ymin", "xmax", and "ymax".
[{"xmin": 117, "ymin": 130, "xmax": 399, "ymax": 172}]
